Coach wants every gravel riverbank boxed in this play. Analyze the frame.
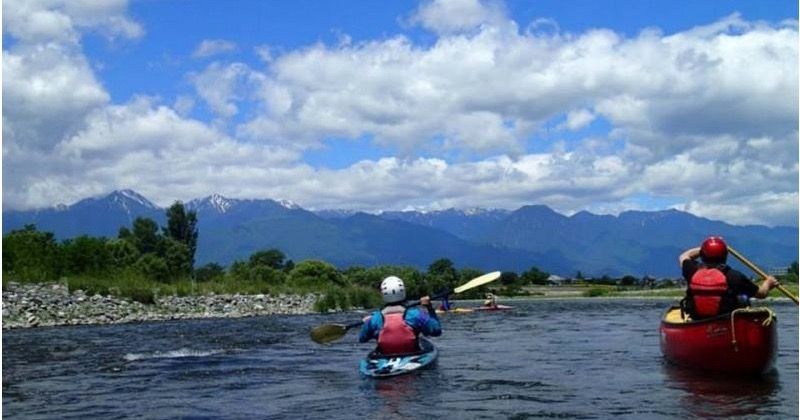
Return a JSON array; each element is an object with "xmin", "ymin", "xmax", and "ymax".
[{"xmin": 2, "ymin": 282, "xmax": 317, "ymax": 330}]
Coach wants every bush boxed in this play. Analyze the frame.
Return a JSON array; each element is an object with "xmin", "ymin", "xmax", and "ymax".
[
  {"xmin": 288, "ymin": 260, "xmax": 342, "ymax": 288},
  {"xmin": 195, "ymin": 263, "xmax": 225, "ymax": 282},
  {"xmin": 314, "ymin": 289, "xmax": 339, "ymax": 312},
  {"xmin": 120, "ymin": 284, "xmax": 156, "ymax": 304},
  {"xmin": 348, "ymin": 287, "xmax": 381, "ymax": 309},
  {"xmin": 314, "ymin": 286, "xmax": 381, "ymax": 312},
  {"xmin": 67, "ymin": 275, "xmax": 110, "ymax": 296},
  {"xmin": 584, "ymin": 287, "xmax": 609, "ymax": 297}
]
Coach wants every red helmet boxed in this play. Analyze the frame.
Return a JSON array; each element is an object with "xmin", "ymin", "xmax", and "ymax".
[{"xmin": 700, "ymin": 236, "xmax": 728, "ymax": 263}]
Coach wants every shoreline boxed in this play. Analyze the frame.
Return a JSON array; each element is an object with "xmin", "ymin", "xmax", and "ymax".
[
  {"xmin": 4, "ymin": 282, "xmax": 791, "ymax": 330},
  {"xmin": 2, "ymin": 282, "xmax": 317, "ymax": 330}
]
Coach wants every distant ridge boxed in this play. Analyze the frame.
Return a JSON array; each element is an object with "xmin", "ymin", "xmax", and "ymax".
[{"xmin": 3, "ymin": 189, "xmax": 797, "ymax": 277}]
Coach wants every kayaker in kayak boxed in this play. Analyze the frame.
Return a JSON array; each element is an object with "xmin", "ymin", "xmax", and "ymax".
[
  {"xmin": 438, "ymin": 296, "xmax": 453, "ymax": 312},
  {"xmin": 482, "ymin": 292, "xmax": 498, "ymax": 308},
  {"xmin": 358, "ymin": 276, "xmax": 441, "ymax": 355},
  {"xmin": 679, "ymin": 236, "xmax": 780, "ymax": 319}
]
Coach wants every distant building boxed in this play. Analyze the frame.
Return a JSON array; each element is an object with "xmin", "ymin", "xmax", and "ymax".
[
  {"xmin": 767, "ymin": 267, "xmax": 789, "ymax": 276},
  {"xmin": 547, "ymin": 274, "xmax": 568, "ymax": 285}
]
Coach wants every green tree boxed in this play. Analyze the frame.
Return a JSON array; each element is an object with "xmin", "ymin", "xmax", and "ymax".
[
  {"xmin": 195, "ymin": 263, "xmax": 225, "ymax": 282},
  {"xmin": 163, "ymin": 202, "xmax": 198, "ymax": 269},
  {"xmin": 500, "ymin": 271, "xmax": 519, "ymax": 285},
  {"xmin": 428, "ymin": 258, "xmax": 457, "ymax": 280},
  {"xmin": 62, "ymin": 235, "xmax": 111, "ymax": 275},
  {"xmin": 134, "ymin": 253, "xmax": 169, "ymax": 282},
  {"xmin": 427, "ymin": 258, "xmax": 458, "ymax": 294},
  {"xmin": 521, "ymin": 266, "xmax": 549, "ymax": 285},
  {"xmin": 288, "ymin": 260, "xmax": 342, "ymax": 288},
  {"xmin": 2, "ymin": 225, "xmax": 63, "ymax": 282},
  {"xmin": 107, "ymin": 238, "xmax": 141, "ymax": 268},
  {"xmin": 159, "ymin": 237, "xmax": 192, "ymax": 279},
  {"xmin": 131, "ymin": 217, "xmax": 160, "ymax": 255},
  {"xmin": 249, "ymin": 249, "xmax": 286, "ymax": 270},
  {"xmin": 228, "ymin": 260, "xmax": 250, "ymax": 281}
]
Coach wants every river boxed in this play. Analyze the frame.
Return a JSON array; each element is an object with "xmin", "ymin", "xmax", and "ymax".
[{"xmin": 3, "ymin": 299, "xmax": 797, "ymax": 419}]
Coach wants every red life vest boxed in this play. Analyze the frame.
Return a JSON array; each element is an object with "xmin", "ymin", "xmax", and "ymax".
[
  {"xmin": 377, "ymin": 306, "xmax": 417, "ymax": 355},
  {"xmin": 690, "ymin": 267, "xmax": 728, "ymax": 318}
]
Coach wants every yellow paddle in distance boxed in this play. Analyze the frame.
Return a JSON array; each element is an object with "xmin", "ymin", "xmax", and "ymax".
[
  {"xmin": 728, "ymin": 245, "xmax": 798, "ymax": 305},
  {"xmin": 309, "ymin": 271, "xmax": 502, "ymax": 344}
]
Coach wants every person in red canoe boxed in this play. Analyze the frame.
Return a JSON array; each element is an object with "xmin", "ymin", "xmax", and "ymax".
[
  {"xmin": 482, "ymin": 292, "xmax": 498, "ymax": 308},
  {"xmin": 358, "ymin": 276, "xmax": 441, "ymax": 355},
  {"xmin": 679, "ymin": 236, "xmax": 780, "ymax": 320}
]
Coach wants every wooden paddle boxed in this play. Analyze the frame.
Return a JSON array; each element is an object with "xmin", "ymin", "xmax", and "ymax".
[
  {"xmin": 309, "ymin": 271, "xmax": 501, "ymax": 344},
  {"xmin": 728, "ymin": 245, "xmax": 798, "ymax": 305}
]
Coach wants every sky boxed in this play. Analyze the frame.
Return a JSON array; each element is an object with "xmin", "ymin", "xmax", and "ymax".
[{"xmin": 2, "ymin": 0, "xmax": 798, "ymax": 227}]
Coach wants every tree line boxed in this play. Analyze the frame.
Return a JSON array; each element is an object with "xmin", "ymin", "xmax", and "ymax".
[
  {"xmin": 3, "ymin": 202, "xmax": 198, "ymax": 284},
  {"xmin": 2, "ymin": 202, "xmax": 553, "ymax": 309},
  {"xmin": 11, "ymin": 201, "xmax": 791, "ymax": 309}
]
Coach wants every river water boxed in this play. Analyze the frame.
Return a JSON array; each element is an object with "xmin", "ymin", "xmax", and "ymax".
[{"xmin": 3, "ymin": 299, "xmax": 797, "ymax": 419}]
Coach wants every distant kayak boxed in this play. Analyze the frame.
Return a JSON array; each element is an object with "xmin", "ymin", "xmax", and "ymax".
[
  {"xmin": 659, "ymin": 305, "xmax": 776, "ymax": 375},
  {"xmin": 359, "ymin": 337, "xmax": 438, "ymax": 378},
  {"xmin": 472, "ymin": 304, "xmax": 513, "ymax": 311},
  {"xmin": 435, "ymin": 307, "xmax": 474, "ymax": 315}
]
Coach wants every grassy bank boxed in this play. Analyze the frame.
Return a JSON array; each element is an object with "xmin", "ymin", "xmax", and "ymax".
[{"xmin": 514, "ymin": 282, "xmax": 799, "ymax": 300}]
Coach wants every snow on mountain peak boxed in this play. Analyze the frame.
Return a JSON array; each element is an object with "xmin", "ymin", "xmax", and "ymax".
[
  {"xmin": 111, "ymin": 189, "xmax": 157, "ymax": 209},
  {"xmin": 208, "ymin": 193, "xmax": 233, "ymax": 213},
  {"xmin": 278, "ymin": 199, "xmax": 301, "ymax": 209},
  {"xmin": 186, "ymin": 193, "xmax": 235, "ymax": 213}
]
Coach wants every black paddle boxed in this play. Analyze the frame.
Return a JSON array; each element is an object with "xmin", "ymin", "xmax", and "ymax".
[{"xmin": 309, "ymin": 271, "xmax": 501, "ymax": 344}]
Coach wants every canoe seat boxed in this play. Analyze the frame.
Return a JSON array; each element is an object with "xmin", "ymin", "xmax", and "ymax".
[{"xmin": 664, "ymin": 307, "xmax": 690, "ymax": 323}]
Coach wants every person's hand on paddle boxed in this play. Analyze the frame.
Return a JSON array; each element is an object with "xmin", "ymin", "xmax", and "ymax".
[{"xmin": 755, "ymin": 275, "xmax": 780, "ymax": 298}]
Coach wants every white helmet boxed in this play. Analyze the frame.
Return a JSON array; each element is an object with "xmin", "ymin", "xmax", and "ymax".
[{"xmin": 380, "ymin": 276, "xmax": 406, "ymax": 304}]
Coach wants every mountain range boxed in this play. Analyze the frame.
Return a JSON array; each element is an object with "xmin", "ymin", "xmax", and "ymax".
[{"xmin": 3, "ymin": 190, "xmax": 797, "ymax": 277}]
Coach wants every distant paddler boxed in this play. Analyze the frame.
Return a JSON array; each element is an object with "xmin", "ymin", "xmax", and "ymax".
[{"xmin": 482, "ymin": 292, "xmax": 498, "ymax": 309}]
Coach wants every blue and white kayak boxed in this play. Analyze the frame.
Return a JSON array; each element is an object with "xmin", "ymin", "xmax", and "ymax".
[{"xmin": 359, "ymin": 338, "xmax": 438, "ymax": 378}]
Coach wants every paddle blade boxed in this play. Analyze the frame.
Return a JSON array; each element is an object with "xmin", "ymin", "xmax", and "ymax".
[
  {"xmin": 454, "ymin": 271, "xmax": 501, "ymax": 294},
  {"xmin": 310, "ymin": 324, "xmax": 348, "ymax": 344}
]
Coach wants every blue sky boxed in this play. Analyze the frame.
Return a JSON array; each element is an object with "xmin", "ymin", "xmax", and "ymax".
[{"xmin": 3, "ymin": 0, "xmax": 798, "ymax": 226}]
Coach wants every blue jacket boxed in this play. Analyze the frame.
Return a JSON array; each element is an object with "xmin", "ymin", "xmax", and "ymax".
[{"xmin": 358, "ymin": 305, "xmax": 442, "ymax": 343}]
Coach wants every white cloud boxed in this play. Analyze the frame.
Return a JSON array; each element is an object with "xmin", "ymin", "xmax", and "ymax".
[
  {"xmin": 2, "ymin": 1, "xmax": 797, "ymax": 228},
  {"xmin": 190, "ymin": 62, "xmax": 253, "ymax": 119},
  {"xmin": 3, "ymin": 44, "xmax": 110, "ymax": 151},
  {"xmin": 3, "ymin": 0, "xmax": 143, "ymax": 44},
  {"xmin": 410, "ymin": 0, "xmax": 508, "ymax": 34},
  {"xmin": 193, "ymin": 39, "xmax": 238, "ymax": 59},
  {"xmin": 560, "ymin": 109, "xmax": 595, "ymax": 131},
  {"xmin": 5, "ymin": 97, "xmax": 304, "ymax": 209}
]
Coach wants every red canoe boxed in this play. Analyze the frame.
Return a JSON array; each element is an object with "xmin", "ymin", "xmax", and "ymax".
[{"xmin": 659, "ymin": 306, "xmax": 777, "ymax": 375}]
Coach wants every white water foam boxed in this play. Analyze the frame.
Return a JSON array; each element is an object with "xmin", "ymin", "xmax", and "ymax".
[{"xmin": 123, "ymin": 348, "xmax": 224, "ymax": 362}]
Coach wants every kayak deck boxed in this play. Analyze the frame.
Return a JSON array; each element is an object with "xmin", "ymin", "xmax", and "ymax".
[{"xmin": 359, "ymin": 337, "xmax": 438, "ymax": 378}]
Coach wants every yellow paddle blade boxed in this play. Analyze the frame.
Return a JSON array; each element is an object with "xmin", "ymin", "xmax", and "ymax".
[
  {"xmin": 454, "ymin": 271, "xmax": 501, "ymax": 294},
  {"xmin": 310, "ymin": 324, "xmax": 348, "ymax": 344}
]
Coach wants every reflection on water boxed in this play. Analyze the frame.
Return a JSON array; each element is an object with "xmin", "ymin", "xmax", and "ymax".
[
  {"xmin": 664, "ymin": 364, "xmax": 782, "ymax": 418},
  {"xmin": 366, "ymin": 373, "xmax": 423, "ymax": 417}
]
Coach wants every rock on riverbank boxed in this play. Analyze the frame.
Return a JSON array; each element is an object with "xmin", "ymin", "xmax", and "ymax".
[{"xmin": 2, "ymin": 282, "xmax": 317, "ymax": 329}]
